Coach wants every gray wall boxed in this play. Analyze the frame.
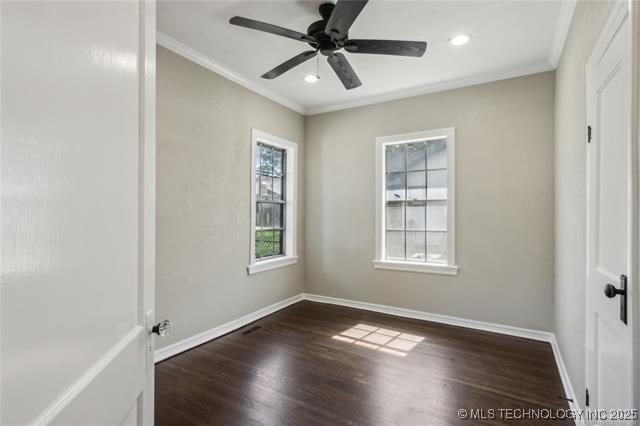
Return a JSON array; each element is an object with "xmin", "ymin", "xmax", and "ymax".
[
  {"xmin": 553, "ymin": 0, "xmax": 615, "ymax": 406},
  {"xmin": 304, "ymin": 72, "xmax": 556, "ymax": 331},
  {"xmin": 156, "ymin": 46, "xmax": 305, "ymax": 350}
]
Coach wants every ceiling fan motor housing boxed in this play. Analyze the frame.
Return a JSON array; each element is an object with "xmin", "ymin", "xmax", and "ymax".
[{"xmin": 307, "ymin": 3, "xmax": 345, "ymax": 56}]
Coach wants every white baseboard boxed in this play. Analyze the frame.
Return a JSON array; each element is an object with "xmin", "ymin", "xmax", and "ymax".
[
  {"xmin": 154, "ymin": 292, "xmax": 578, "ymax": 424},
  {"xmin": 550, "ymin": 334, "xmax": 583, "ymax": 424},
  {"xmin": 154, "ymin": 293, "xmax": 304, "ymax": 362},
  {"xmin": 303, "ymin": 293, "xmax": 554, "ymax": 342}
]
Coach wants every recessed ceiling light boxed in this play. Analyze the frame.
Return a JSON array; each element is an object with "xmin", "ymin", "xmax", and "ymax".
[
  {"xmin": 450, "ymin": 34, "xmax": 470, "ymax": 46},
  {"xmin": 304, "ymin": 74, "xmax": 319, "ymax": 83}
]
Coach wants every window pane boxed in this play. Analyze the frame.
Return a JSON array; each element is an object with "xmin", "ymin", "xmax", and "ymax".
[
  {"xmin": 407, "ymin": 142, "xmax": 426, "ymax": 171},
  {"xmin": 273, "ymin": 149, "xmax": 284, "ymax": 176},
  {"xmin": 259, "ymin": 175, "xmax": 273, "ymax": 200},
  {"xmin": 261, "ymin": 203, "xmax": 273, "ymax": 228},
  {"xmin": 272, "ymin": 177, "xmax": 283, "ymax": 201},
  {"xmin": 427, "ymin": 170, "xmax": 447, "ymax": 200},
  {"xmin": 407, "ymin": 171, "xmax": 426, "ymax": 200},
  {"xmin": 256, "ymin": 146, "xmax": 262, "ymax": 175},
  {"xmin": 426, "ymin": 139, "xmax": 447, "ymax": 170},
  {"xmin": 272, "ymin": 229, "xmax": 284, "ymax": 255},
  {"xmin": 386, "ymin": 172, "xmax": 405, "ymax": 201},
  {"xmin": 386, "ymin": 231, "xmax": 405, "ymax": 260},
  {"xmin": 386, "ymin": 202, "xmax": 404, "ymax": 230},
  {"xmin": 255, "ymin": 143, "xmax": 288, "ymax": 262},
  {"xmin": 427, "ymin": 201, "xmax": 447, "ymax": 231},
  {"xmin": 406, "ymin": 231, "xmax": 426, "ymax": 261},
  {"xmin": 427, "ymin": 232, "xmax": 447, "ymax": 264},
  {"xmin": 406, "ymin": 202, "xmax": 425, "ymax": 230},
  {"xmin": 385, "ymin": 144, "xmax": 405, "ymax": 172},
  {"xmin": 256, "ymin": 240, "xmax": 276, "ymax": 258},
  {"xmin": 260, "ymin": 145, "xmax": 273, "ymax": 175},
  {"xmin": 273, "ymin": 204, "xmax": 283, "ymax": 228}
]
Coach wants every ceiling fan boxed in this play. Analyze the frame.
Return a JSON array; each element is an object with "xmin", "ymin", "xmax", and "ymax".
[{"xmin": 229, "ymin": 0, "xmax": 427, "ymax": 90}]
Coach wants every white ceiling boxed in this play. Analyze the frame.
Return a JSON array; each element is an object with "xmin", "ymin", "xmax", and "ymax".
[{"xmin": 157, "ymin": 0, "xmax": 574, "ymax": 115}]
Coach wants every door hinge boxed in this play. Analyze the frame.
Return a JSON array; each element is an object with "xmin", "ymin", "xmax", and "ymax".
[
  {"xmin": 585, "ymin": 388, "xmax": 590, "ymax": 407},
  {"xmin": 588, "ymin": 125, "xmax": 592, "ymax": 143}
]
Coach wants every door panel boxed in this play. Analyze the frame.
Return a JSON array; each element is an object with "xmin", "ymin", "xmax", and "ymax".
[
  {"xmin": 1, "ymin": 1, "xmax": 155, "ymax": 424},
  {"xmin": 597, "ymin": 59, "xmax": 629, "ymax": 275},
  {"xmin": 51, "ymin": 329, "xmax": 145, "ymax": 425},
  {"xmin": 586, "ymin": 6, "xmax": 634, "ymax": 411}
]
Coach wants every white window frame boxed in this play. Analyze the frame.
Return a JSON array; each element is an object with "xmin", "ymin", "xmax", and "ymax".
[
  {"xmin": 373, "ymin": 127, "xmax": 458, "ymax": 275},
  {"xmin": 247, "ymin": 129, "xmax": 298, "ymax": 275}
]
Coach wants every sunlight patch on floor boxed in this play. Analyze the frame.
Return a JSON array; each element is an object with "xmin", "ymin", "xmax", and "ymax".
[{"xmin": 331, "ymin": 323, "xmax": 424, "ymax": 357}]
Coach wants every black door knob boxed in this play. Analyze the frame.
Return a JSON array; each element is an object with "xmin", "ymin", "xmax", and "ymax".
[{"xmin": 604, "ymin": 283, "xmax": 624, "ymax": 298}]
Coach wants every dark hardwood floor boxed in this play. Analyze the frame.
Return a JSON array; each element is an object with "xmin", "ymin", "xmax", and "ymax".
[{"xmin": 156, "ymin": 301, "xmax": 569, "ymax": 425}]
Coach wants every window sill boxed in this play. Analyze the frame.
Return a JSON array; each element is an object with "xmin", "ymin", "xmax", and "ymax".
[
  {"xmin": 247, "ymin": 255, "xmax": 298, "ymax": 275},
  {"xmin": 372, "ymin": 260, "xmax": 459, "ymax": 276}
]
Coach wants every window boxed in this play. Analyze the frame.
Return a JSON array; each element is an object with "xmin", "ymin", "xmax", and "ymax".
[
  {"xmin": 248, "ymin": 129, "xmax": 298, "ymax": 274},
  {"xmin": 374, "ymin": 128, "xmax": 458, "ymax": 275},
  {"xmin": 255, "ymin": 143, "xmax": 286, "ymax": 259}
]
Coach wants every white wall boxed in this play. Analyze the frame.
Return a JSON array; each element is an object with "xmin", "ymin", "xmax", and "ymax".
[
  {"xmin": 304, "ymin": 72, "xmax": 556, "ymax": 331},
  {"xmin": 553, "ymin": 0, "xmax": 615, "ymax": 407},
  {"xmin": 156, "ymin": 47, "xmax": 305, "ymax": 350}
]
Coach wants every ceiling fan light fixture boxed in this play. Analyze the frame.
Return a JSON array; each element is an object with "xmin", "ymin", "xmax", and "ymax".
[
  {"xmin": 450, "ymin": 34, "xmax": 470, "ymax": 46},
  {"xmin": 304, "ymin": 74, "xmax": 319, "ymax": 83}
]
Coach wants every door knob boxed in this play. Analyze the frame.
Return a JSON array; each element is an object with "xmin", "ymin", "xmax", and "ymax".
[
  {"xmin": 604, "ymin": 283, "xmax": 624, "ymax": 298},
  {"xmin": 603, "ymin": 275, "xmax": 627, "ymax": 325},
  {"xmin": 151, "ymin": 320, "xmax": 173, "ymax": 337}
]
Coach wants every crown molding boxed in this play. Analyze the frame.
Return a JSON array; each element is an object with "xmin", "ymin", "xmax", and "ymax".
[
  {"xmin": 159, "ymin": 10, "xmax": 564, "ymax": 117},
  {"xmin": 156, "ymin": 32, "xmax": 307, "ymax": 115},
  {"xmin": 548, "ymin": 0, "xmax": 577, "ymax": 68},
  {"xmin": 305, "ymin": 61, "xmax": 554, "ymax": 115}
]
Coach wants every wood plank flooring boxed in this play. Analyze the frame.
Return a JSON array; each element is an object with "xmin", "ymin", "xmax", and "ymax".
[{"xmin": 156, "ymin": 301, "xmax": 569, "ymax": 425}]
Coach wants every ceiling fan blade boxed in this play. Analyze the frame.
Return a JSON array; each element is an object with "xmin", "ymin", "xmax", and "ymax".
[
  {"xmin": 230, "ymin": 16, "xmax": 316, "ymax": 44},
  {"xmin": 344, "ymin": 39, "xmax": 427, "ymax": 57},
  {"xmin": 262, "ymin": 51, "xmax": 317, "ymax": 79},
  {"xmin": 324, "ymin": 0, "xmax": 368, "ymax": 41},
  {"xmin": 327, "ymin": 53, "xmax": 361, "ymax": 90}
]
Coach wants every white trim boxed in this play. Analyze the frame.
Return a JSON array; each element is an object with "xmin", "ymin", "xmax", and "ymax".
[
  {"xmin": 548, "ymin": 0, "xmax": 577, "ymax": 68},
  {"xmin": 156, "ymin": 32, "xmax": 306, "ymax": 115},
  {"xmin": 247, "ymin": 255, "xmax": 298, "ymax": 275},
  {"xmin": 586, "ymin": 1, "xmax": 630, "ymax": 71},
  {"xmin": 375, "ymin": 128, "xmax": 456, "ymax": 274},
  {"xmin": 550, "ymin": 335, "xmax": 583, "ymax": 424},
  {"xmin": 158, "ymin": 4, "xmax": 575, "ymax": 119},
  {"xmin": 632, "ymin": 0, "xmax": 640, "ymax": 411},
  {"xmin": 306, "ymin": 62, "xmax": 554, "ymax": 115},
  {"xmin": 372, "ymin": 260, "xmax": 458, "ymax": 275},
  {"xmin": 248, "ymin": 129, "xmax": 298, "ymax": 272},
  {"xmin": 154, "ymin": 294, "xmax": 304, "ymax": 362},
  {"xmin": 156, "ymin": 31, "xmax": 553, "ymax": 116},
  {"xmin": 304, "ymin": 293, "xmax": 553, "ymax": 342},
  {"xmin": 140, "ymin": 0, "xmax": 157, "ymax": 423},
  {"xmin": 33, "ymin": 327, "xmax": 144, "ymax": 425}
]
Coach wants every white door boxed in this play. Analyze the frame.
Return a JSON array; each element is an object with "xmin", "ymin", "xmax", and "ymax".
[
  {"xmin": 1, "ymin": 1, "xmax": 157, "ymax": 424},
  {"xmin": 585, "ymin": 3, "xmax": 635, "ymax": 411}
]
